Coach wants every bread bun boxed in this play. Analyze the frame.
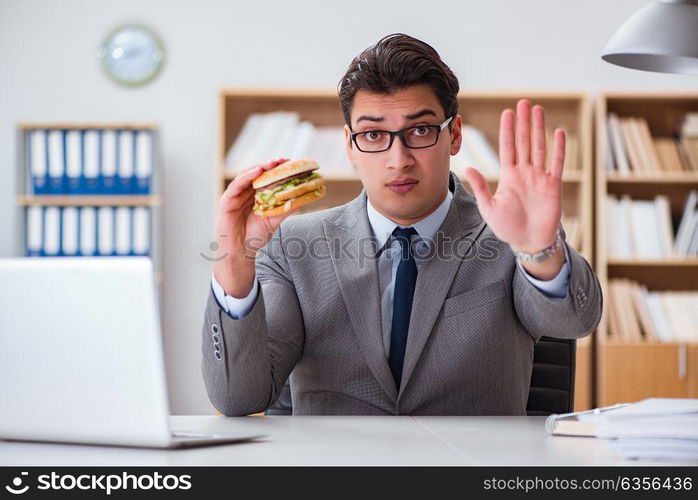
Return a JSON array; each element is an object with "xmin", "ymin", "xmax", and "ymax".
[
  {"xmin": 256, "ymin": 184, "xmax": 326, "ymax": 217},
  {"xmin": 275, "ymin": 177, "xmax": 325, "ymax": 201},
  {"xmin": 252, "ymin": 158, "xmax": 319, "ymax": 189}
]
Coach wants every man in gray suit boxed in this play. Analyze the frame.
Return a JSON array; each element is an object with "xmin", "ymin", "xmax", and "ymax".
[{"xmin": 202, "ymin": 34, "xmax": 602, "ymax": 416}]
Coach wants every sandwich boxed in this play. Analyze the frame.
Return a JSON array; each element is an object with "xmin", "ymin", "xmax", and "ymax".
[{"xmin": 252, "ymin": 158, "xmax": 326, "ymax": 217}]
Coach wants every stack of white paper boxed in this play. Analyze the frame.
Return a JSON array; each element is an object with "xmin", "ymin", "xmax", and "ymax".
[{"xmin": 578, "ymin": 398, "xmax": 698, "ymax": 463}]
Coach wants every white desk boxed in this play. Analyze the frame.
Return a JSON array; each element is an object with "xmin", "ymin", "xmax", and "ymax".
[{"xmin": 0, "ymin": 416, "xmax": 675, "ymax": 466}]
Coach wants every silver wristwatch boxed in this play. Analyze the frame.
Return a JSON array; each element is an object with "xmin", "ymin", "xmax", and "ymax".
[{"xmin": 511, "ymin": 227, "xmax": 563, "ymax": 263}]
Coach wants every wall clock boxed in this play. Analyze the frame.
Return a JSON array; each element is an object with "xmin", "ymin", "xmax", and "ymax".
[{"xmin": 98, "ymin": 25, "xmax": 165, "ymax": 86}]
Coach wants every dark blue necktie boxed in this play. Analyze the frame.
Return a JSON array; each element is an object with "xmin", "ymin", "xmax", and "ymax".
[{"xmin": 389, "ymin": 226, "xmax": 418, "ymax": 389}]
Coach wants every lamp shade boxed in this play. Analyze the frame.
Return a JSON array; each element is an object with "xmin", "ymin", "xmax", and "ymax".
[{"xmin": 602, "ymin": 0, "xmax": 698, "ymax": 74}]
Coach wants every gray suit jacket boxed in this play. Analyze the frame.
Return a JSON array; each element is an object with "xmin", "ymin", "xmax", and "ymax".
[{"xmin": 202, "ymin": 171, "xmax": 602, "ymax": 416}]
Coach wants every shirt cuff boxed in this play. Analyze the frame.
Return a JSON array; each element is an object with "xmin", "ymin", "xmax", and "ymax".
[
  {"xmin": 211, "ymin": 273, "xmax": 259, "ymax": 319},
  {"xmin": 516, "ymin": 244, "xmax": 570, "ymax": 299}
]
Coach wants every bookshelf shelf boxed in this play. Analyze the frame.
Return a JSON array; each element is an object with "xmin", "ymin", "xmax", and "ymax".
[
  {"xmin": 607, "ymin": 258, "xmax": 698, "ymax": 267},
  {"xmin": 607, "ymin": 173, "xmax": 698, "ymax": 183},
  {"xmin": 17, "ymin": 195, "xmax": 162, "ymax": 207},
  {"xmin": 478, "ymin": 171, "xmax": 584, "ymax": 184},
  {"xmin": 595, "ymin": 92, "xmax": 698, "ymax": 406},
  {"xmin": 607, "ymin": 264, "xmax": 698, "ymax": 292},
  {"xmin": 604, "ymin": 341, "xmax": 695, "ymax": 347},
  {"xmin": 217, "ymin": 88, "xmax": 595, "ymax": 411},
  {"xmin": 18, "ymin": 123, "xmax": 158, "ymax": 131}
]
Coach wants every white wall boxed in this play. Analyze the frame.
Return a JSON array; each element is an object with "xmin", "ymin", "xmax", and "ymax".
[{"xmin": 1, "ymin": 0, "xmax": 696, "ymax": 414}]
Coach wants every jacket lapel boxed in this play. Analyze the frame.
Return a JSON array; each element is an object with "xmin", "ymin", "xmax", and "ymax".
[
  {"xmin": 398, "ymin": 172, "xmax": 487, "ymax": 398},
  {"xmin": 322, "ymin": 192, "xmax": 398, "ymax": 401}
]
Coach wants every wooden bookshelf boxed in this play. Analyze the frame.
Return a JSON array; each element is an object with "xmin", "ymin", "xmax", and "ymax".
[
  {"xmin": 15, "ymin": 123, "xmax": 164, "ymax": 295},
  {"xmin": 217, "ymin": 89, "xmax": 595, "ymax": 411},
  {"xmin": 595, "ymin": 92, "xmax": 698, "ymax": 406},
  {"xmin": 607, "ymin": 172, "xmax": 698, "ymax": 183}
]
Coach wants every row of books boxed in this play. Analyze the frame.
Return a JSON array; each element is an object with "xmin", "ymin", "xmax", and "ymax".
[
  {"xmin": 25, "ymin": 206, "xmax": 151, "ymax": 257},
  {"xmin": 606, "ymin": 278, "xmax": 698, "ymax": 343},
  {"xmin": 606, "ymin": 113, "xmax": 698, "ymax": 175},
  {"xmin": 225, "ymin": 111, "xmax": 580, "ymax": 179},
  {"xmin": 26, "ymin": 129, "xmax": 155, "ymax": 195},
  {"xmin": 224, "ymin": 112, "xmax": 352, "ymax": 176},
  {"xmin": 606, "ymin": 191, "xmax": 698, "ymax": 259},
  {"xmin": 450, "ymin": 127, "xmax": 580, "ymax": 178}
]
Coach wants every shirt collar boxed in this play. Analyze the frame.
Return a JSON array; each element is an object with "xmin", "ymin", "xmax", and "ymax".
[{"xmin": 366, "ymin": 186, "xmax": 453, "ymax": 252}]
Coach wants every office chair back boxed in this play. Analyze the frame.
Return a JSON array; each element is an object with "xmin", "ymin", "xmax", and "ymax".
[
  {"xmin": 266, "ymin": 336, "xmax": 577, "ymax": 416},
  {"xmin": 526, "ymin": 336, "xmax": 576, "ymax": 416}
]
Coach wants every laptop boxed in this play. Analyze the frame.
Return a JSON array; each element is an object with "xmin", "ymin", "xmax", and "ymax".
[{"xmin": 0, "ymin": 257, "xmax": 266, "ymax": 448}]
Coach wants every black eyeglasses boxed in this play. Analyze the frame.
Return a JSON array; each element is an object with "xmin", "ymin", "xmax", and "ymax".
[{"xmin": 350, "ymin": 116, "xmax": 454, "ymax": 153}]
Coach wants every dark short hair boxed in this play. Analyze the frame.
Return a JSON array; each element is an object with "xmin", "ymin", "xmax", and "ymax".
[{"xmin": 338, "ymin": 33, "xmax": 459, "ymax": 127}]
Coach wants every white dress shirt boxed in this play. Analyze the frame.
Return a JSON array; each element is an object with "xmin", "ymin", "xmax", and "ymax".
[{"xmin": 211, "ymin": 188, "xmax": 570, "ymax": 356}]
